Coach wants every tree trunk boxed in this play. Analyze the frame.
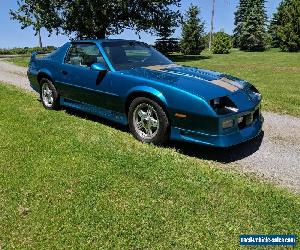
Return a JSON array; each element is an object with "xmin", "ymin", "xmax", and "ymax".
[
  {"xmin": 38, "ymin": 29, "xmax": 43, "ymax": 48},
  {"xmin": 97, "ymin": 32, "xmax": 106, "ymax": 39},
  {"xmin": 209, "ymin": 0, "xmax": 216, "ymax": 51},
  {"xmin": 96, "ymin": 27, "xmax": 106, "ymax": 39}
]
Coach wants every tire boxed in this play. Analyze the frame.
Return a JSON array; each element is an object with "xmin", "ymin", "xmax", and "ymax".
[
  {"xmin": 128, "ymin": 97, "xmax": 169, "ymax": 145},
  {"xmin": 40, "ymin": 78, "xmax": 60, "ymax": 110}
]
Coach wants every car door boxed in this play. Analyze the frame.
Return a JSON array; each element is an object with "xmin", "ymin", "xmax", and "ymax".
[{"xmin": 57, "ymin": 42, "xmax": 115, "ymax": 110}]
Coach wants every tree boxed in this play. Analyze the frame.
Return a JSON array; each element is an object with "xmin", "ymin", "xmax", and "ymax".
[
  {"xmin": 233, "ymin": 0, "xmax": 249, "ymax": 48},
  {"xmin": 233, "ymin": 0, "xmax": 267, "ymax": 51},
  {"xmin": 239, "ymin": 2, "xmax": 268, "ymax": 51},
  {"xmin": 269, "ymin": 0, "xmax": 300, "ymax": 52},
  {"xmin": 154, "ymin": 38, "xmax": 180, "ymax": 55},
  {"xmin": 180, "ymin": 5, "xmax": 205, "ymax": 55},
  {"xmin": 268, "ymin": 7, "xmax": 281, "ymax": 48},
  {"xmin": 154, "ymin": 14, "xmax": 180, "ymax": 55},
  {"xmin": 10, "ymin": 0, "xmax": 181, "ymax": 39},
  {"xmin": 211, "ymin": 31, "xmax": 232, "ymax": 54},
  {"xmin": 10, "ymin": 0, "xmax": 46, "ymax": 47}
]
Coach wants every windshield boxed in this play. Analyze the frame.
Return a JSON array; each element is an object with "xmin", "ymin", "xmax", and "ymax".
[{"xmin": 102, "ymin": 41, "xmax": 173, "ymax": 71}]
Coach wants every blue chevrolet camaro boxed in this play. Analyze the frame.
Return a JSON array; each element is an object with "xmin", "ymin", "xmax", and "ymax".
[{"xmin": 28, "ymin": 39, "xmax": 263, "ymax": 147}]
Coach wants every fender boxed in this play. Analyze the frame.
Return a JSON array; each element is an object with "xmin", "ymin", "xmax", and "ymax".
[
  {"xmin": 126, "ymin": 86, "xmax": 168, "ymax": 106},
  {"xmin": 37, "ymin": 68, "xmax": 54, "ymax": 82}
]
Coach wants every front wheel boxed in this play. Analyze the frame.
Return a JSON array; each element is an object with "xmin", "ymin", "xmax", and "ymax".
[
  {"xmin": 128, "ymin": 97, "xmax": 169, "ymax": 145},
  {"xmin": 40, "ymin": 78, "xmax": 60, "ymax": 110}
]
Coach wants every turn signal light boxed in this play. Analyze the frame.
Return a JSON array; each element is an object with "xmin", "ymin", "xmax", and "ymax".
[{"xmin": 175, "ymin": 113, "xmax": 187, "ymax": 118}]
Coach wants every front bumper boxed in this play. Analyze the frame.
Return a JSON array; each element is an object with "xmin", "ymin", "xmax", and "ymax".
[{"xmin": 170, "ymin": 111, "xmax": 264, "ymax": 148}]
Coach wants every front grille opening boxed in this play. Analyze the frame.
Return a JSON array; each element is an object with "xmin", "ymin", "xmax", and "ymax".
[
  {"xmin": 238, "ymin": 108, "xmax": 260, "ymax": 130},
  {"xmin": 238, "ymin": 113, "xmax": 253, "ymax": 130}
]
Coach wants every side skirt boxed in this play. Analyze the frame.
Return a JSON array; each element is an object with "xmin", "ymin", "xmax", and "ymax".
[{"xmin": 60, "ymin": 97, "xmax": 128, "ymax": 125}]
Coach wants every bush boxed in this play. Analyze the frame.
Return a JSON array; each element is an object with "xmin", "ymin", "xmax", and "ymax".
[
  {"xmin": 0, "ymin": 46, "xmax": 56, "ymax": 55},
  {"xmin": 211, "ymin": 32, "xmax": 232, "ymax": 54},
  {"xmin": 154, "ymin": 38, "xmax": 180, "ymax": 55}
]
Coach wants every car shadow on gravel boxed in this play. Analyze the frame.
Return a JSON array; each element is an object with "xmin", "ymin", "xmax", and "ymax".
[
  {"xmin": 63, "ymin": 106, "xmax": 264, "ymax": 164},
  {"xmin": 168, "ymin": 131, "xmax": 264, "ymax": 163}
]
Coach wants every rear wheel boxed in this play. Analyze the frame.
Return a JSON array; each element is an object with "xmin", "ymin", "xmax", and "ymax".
[
  {"xmin": 128, "ymin": 97, "xmax": 169, "ymax": 145},
  {"xmin": 40, "ymin": 78, "xmax": 60, "ymax": 110}
]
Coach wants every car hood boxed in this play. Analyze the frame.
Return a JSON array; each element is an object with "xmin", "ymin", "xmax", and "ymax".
[{"xmin": 122, "ymin": 64, "xmax": 255, "ymax": 102}]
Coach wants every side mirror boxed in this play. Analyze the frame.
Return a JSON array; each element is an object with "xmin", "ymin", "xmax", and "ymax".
[{"xmin": 91, "ymin": 62, "xmax": 107, "ymax": 71}]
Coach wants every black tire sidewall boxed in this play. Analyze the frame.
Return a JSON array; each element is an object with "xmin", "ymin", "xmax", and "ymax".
[
  {"xmin": 128, "ymin": 97, "xmax": 169, "ymax": 145},
  {"xmin": 40, "ymin": 78, "xmax": 60, "ymax": 110}
]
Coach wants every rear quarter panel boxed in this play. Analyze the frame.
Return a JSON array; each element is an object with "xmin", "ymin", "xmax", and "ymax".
[{"xmin": 27, "ymin": 43, "xmax": 70, "ymax": 91}]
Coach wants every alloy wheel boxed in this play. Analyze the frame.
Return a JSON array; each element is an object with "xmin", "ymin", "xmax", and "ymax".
[{"xmin": 133, "ymin": 103, "xmax": 160, "ymax": 140}]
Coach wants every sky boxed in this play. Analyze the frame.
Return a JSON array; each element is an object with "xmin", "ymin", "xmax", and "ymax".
[{"xmin": 0, "ymin": 0, "xmax": 282, "ymax": 48}]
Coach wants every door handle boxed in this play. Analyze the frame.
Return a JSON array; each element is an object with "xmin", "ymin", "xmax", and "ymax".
[{"xmin": 62, "ymin": 70, "xmax": 68, "ymax": 75}]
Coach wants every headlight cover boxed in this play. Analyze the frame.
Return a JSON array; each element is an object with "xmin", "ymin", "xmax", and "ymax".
[{"xmin": 210, "ymin": 96, "xmax": 238, "ymax": 115}]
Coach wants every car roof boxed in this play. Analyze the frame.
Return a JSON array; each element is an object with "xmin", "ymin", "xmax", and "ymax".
[{"xmin": 73, "ymin": 39, "xmax": 137, "ymax": 44}]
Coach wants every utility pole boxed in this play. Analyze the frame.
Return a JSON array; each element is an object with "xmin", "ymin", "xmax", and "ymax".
[
  {"xmin": 208, "ymin": 0, "xmax": 216, "ymax": 51},
  {"xmin": 38, "ymin": 29, "xmax": 43, "ymax": 48}
]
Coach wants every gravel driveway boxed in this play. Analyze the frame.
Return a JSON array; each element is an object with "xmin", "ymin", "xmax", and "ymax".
[
  {"xmin": 0, "ymin": 59, "xmax": 299, "ymax": 192},
  {"xmin": 0, "ymin": 59, "xmax": 32, "ymax": 91}
]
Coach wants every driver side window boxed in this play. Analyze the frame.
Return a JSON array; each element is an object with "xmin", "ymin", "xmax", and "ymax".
[{"xmin": 65, "ymin": 43, "xmax": 107, "ymax": 68}]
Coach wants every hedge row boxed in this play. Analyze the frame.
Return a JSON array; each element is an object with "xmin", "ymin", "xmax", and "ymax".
[{"xmin": 0, "ymin": 46, "xmax": 56, "ymax": 55}]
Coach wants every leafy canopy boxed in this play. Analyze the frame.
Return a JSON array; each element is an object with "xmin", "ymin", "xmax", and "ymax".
[
  {"xmin": 10, "ymin": 0, "xmax": 181, "ymax": 39},
  {"xmin": 180, "ymin": 5, "xmax": 205, "ymax": 55}
]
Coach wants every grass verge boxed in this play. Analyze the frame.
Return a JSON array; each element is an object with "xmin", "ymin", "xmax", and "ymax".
[{"xmin": 0, "ymin": 83, "xmax": 299, "ymax": 249}]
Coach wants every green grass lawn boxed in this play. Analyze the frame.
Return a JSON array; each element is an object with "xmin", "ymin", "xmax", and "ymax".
[
  {"xmin": 4, "ymin": 56, "xmax": 30, "ymax": 67},
  {"xmin": 0, "ymin": 83, "xmax": 299, "ymax": 249},
  {"xmin": 3, "ymin": 48, "xmax": 300, "ymax": 117}
]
